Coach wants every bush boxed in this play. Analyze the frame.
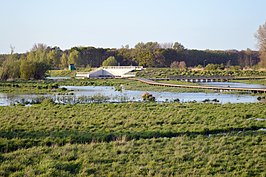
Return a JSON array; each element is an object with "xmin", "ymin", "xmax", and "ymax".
[{"xmin": 141, "ymin": 92, "xmax": 155, "ymax": 102}]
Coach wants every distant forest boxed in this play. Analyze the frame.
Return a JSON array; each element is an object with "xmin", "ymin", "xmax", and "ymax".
[{"xmin": 0, "ymin": 42, "xmax": 260, "ymax": 70}]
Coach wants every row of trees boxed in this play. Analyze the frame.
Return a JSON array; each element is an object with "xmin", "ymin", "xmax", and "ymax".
[
  {"xmin": 0, "ymin": 42, "xmax": 261, "ymax": 70},
  {"xmin": 1, "ymin": 19, "xmax": 266, "ymax": 81},
  {"xmin": 0, "ymin": 43, "xmax": 260, "ymax": 80},
  {"xmin": 1, "ymin": 44, "xmax": 261, "ymax": 69},
  {"xmin": 1, "ymin": 44, "xmax": 50, "ymax": 80}
]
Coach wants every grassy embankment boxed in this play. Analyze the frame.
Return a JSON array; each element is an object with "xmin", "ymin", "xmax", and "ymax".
[
  {"xmin": 0, "ymin": 102, "xmax": 265, "ymax": 176},
  {"xmin": 48, "ymin": 67, "xmax": 93, "ymax": 77},
  {"xmin": 48, "ymin": 70, "xmax": 76, "ymax": 77}
]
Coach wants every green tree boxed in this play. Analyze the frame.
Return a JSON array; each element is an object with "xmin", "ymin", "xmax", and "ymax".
[
  {"xmin": 33, "ymin": 61, "xmax": 50, "ymax": 79},
  {"xmin": 60, "ymin": 53, "xmax": 69, "ymax": 69},
  {"xmin": 20, "ymin": 59, "xmax": 34, "ymax": 80},
  {"xmin": 0, "ymin": 55, "xmax": 20, "ymax": 80},
  {"xmin": 30, "ymin": 43, "xmax": 48, "ymax": 62},
  {"xmin": 173, "ymin": 42, "xmax": 185, "ymax": 52},
  {"xmin": 23, "ymin": 49, "xmax": 50, "ymax": 80},
  {"xmin": 135, "ymin": 42, "xmax": 160, "ymax": 50},
  {"xmin": 255, "ymin": 22, "xmax": 266, "ymax": 67},
  {"xmin": 47, "ymin": 50, "xmax": 60, "ymax": 68},
  {"xmin": 68, "ymin": 50, "xmax": 80, "ymax": 66},
  {"xmin": 102, "ymin": 56, "xmax": 118, "ymax": 66}
]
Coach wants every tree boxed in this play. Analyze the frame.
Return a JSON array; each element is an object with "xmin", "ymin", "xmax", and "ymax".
[
  {"xmin": 20, "ymin": 59, "xmax": 34, "ymax": 80},
  {"xmin": 135, "ymin": 42, "xmax": 160, "ymax": 50},
  {"xmin": 0, "ymin": 54, "xmax": 20, "ymax": 80},
  {"xmin": 255, "ymin": 22, "xmax": 266, "ymax": 67},
  {"xmin": 31, "ymin": 43, "xmax": 47, "ymax": 52},
  {"xmin": 60, "ymin": 53, "xmax": 69, "ymax": 69},
  {"xmin": 33, "ymin": 61, "xmax": 50, "ymax": 79},
  {"xmin": 173, "ymin": 42, "xmax": 185, "ymax": 52},
  {"xmin": 102, "ymin": 56, "xmax": 118, "ymax": 66},
  {"xmin": 23, "ymin": 50, "xmax": 50, "ymax": 80},
  {"xmin": 245, "ymin": 48, "xmax": 253, "ymax": 67},
  {"xmin": 68, "ymin": 50, "xmax": 80, "ymax": 66},
  {"xmin": 47, "ymin": 50, "xmax": 60, "ymax": 68}
]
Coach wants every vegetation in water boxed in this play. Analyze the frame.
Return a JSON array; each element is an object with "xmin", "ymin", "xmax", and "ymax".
[{"xmin": 141, "ymin": 92, "xmax": 155, "ymax": 102}]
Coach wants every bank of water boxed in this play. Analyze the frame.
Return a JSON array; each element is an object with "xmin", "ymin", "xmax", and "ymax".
[{"xmin": 0, "ymin": 85, "xmax": 260, "ymax": 106}]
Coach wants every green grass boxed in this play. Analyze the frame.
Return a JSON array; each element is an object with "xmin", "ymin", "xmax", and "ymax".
[
  {"xmin": 48, "ymin": 70, "xmax": 77, "ymax": 77},
  {"xmin": 0, "ymin": 102, "xmax": 265, "ymax": 176},
  {"xmin": 136, "ymin": 68, "xmax": 266, "ymax": 78},
  {"xmin": 233, "ymin": 78, "xmax": 266, "ymax": 86},
  {"xmin": 48, "ymin": 68, "xmax": 93, "ymax": 77},
  {"xmin": 0, "ymin": 80, "xmax": 67, "ymax": 94}
]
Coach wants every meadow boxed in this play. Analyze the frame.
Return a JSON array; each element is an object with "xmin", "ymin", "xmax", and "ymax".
[
  {"xmin": 136, "ymin": 68, "xmax": 266, "ymax": 78},
  {"xmin": 0, "ymin": 102, "xmax": 265, "ymax": 176}
]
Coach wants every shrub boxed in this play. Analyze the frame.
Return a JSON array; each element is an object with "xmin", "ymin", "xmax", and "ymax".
[{"xmin": 141, "ymin": 92, "xmax": 155, "ymax": 102}]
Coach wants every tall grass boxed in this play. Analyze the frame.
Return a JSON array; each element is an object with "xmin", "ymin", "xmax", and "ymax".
[{"xmin": 0, "ymin": 102, "xmax": 265, "ymax": 176}]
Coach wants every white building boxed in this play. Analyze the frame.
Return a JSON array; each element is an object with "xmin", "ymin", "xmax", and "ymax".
[{"xmin": 76, "ymin": 66, "xmax": 144, "ymax": 78}]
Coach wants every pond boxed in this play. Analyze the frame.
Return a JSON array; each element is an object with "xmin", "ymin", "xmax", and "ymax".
[{"xmin": 0, "ymin": 85, "xmax": 260, "ymax": 106}]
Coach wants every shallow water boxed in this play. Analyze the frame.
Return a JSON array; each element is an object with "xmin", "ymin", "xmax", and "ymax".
[
  {"xmin": 200, "ymin": 81, "xmax": 266, "ymax": 89},
  {"xmin": 61, "ymin": 85, "xmax": 259, "ymax": 104},
  {"xmin": 0, "ymin": 83, "xmax": 262, "ymax": 106},
  {"xmin": 0, "ymin": 86, "xmax": 260, "ymax": 106}
]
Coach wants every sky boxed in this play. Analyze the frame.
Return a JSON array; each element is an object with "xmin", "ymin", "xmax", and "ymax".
[{"xmin": 0, "ymin": 0, "xmax": 265, "ymax": 53}]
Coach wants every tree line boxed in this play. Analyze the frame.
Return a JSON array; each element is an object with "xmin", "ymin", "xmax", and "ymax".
[{"xmin": 1, "ymin": 19, "xmax": 266, "ymax": 81}]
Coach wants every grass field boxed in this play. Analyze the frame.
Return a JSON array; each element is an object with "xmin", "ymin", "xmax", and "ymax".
[
  {"xmin": 136, "ymin": 68, "xmax": 266, "ymax": 78},
  {"xmin": 0, "ymin": 102, "xmax": 265, "ymax": 176}
]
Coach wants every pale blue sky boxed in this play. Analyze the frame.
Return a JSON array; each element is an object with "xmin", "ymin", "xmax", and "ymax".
[{"xmin": 0, "ymin": 0, "xmax": 265, "ymax": 53}]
